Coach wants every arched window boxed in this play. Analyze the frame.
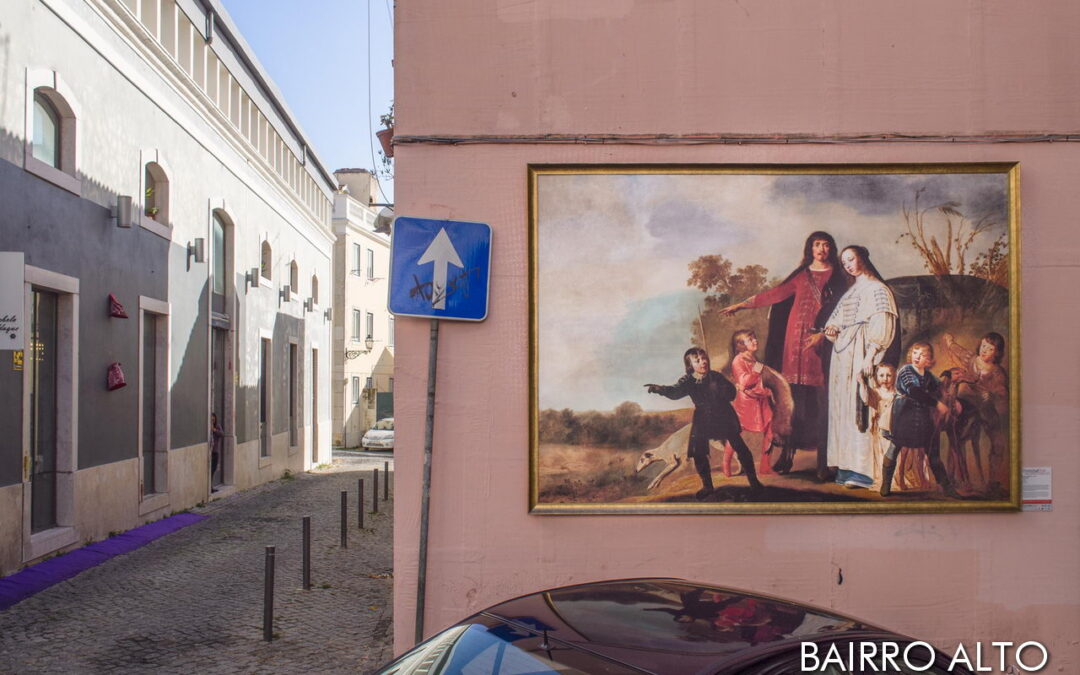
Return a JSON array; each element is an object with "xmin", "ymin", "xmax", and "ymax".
[
  {"xmin": 32, "ymin": 92, "xmax": 60, "ymax": 168},
  {"xmin": 289, "ymin": 260, "xmax": 299, "ymax": 292},
  {"xmin": 212, "ymin": 213, "xmax": 228, "ymax": 297},
  {"xmin": 144, "ymin": 162, "xmax": 169, "ymax": 224},
  {"xmin": 26, "ymin": 81, "xmax": 79, "ymax": 192},
  {"xmin": 260, "ymin": 241, "xmax": 272, "ymax": 281},
  {"xmin": 311, "ymin": 275, "xmax": 319, "ymax": 306}
]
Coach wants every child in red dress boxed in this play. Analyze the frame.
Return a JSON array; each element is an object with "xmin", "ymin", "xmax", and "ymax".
[{"xmin": 729, "ymin": 330, "xmax": 775, "ymax": 476}]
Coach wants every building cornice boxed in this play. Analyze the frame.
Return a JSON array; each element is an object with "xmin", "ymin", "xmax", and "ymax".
[
  {"xmin": 54, "ymin": 0, "xmax": 337, "ymax": 250},
  {"xmin": 341, "ymin": 223, "xmax": 390, "ymax": 247},
  {"xmin": 192, "ymin": 0, "xmax": 337, "ymax": 190},
  {"xmin": 95, "ymin": 0, "xmax": 335, "ymax": 204},
  {"xmin": 333, "ymin": 193, "xmax": 390, "ymax": 245}
]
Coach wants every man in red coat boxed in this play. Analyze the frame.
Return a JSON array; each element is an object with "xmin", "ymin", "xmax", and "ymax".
[{"xmin": 720, "ymin": 231, "xmax": 848, "ymax": 480}]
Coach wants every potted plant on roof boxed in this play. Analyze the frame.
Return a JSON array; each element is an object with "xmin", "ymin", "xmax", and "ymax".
[{"xmin": 376, "ymin": 102, "xmax": 394, "ymax": 159}]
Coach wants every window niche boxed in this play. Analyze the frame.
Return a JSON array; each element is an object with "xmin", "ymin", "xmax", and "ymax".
[
  {"xmin": 25, "ymin": 72, "xmax": 80, "ymax": 194},
  {"xmin": 144, "ymin": 161, "xmax": 169, "ymax": 225},
  {"xmin": 211, "ymin": 210, "xmax": 232, "ymax": 303},
  {"xmin": 260, "ymin": 240, "xmax": 273, "ymax": 282}
]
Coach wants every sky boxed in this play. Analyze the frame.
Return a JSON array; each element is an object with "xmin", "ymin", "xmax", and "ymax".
[
  {"xmin": 219, "ymin": 0, "xmax": 395, "ymax": 202},
  {"xmin": 536, "ymin": 171, "xmax": 1009, "ymax": 413}
]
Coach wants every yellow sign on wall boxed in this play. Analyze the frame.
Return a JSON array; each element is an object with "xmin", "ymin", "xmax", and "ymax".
[{"xmin": 12, "ymin": 350, "xmax": 22, "ymax": 371}]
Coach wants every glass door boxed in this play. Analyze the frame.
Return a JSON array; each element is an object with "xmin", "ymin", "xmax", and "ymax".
[
  {"xmin": 29, "ymin": 290, "xmax": 58, "ymax": 533},
  {"xmin": 142, "ymin": 312, "xmax": 157, "ymax": 494}
]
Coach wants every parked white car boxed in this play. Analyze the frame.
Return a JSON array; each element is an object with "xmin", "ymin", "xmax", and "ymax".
[{"xmin": 362, "ymin": 418, "xmax": 394, "ymax": 451}]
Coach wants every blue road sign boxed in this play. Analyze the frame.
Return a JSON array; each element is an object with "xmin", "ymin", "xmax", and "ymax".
[{"xmin": 388, "ymin": 217, "xmax": 491, "ymax": 321}]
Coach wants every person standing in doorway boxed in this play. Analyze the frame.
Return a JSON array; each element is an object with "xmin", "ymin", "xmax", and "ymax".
[{"xmin": 210, "ymin": 412, "xmax": 224, "ymax": 491}]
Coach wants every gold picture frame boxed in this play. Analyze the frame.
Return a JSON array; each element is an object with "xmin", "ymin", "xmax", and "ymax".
[{"xmin": 529, "ymin": 163, "xmax": 1020, "ymax": 514}]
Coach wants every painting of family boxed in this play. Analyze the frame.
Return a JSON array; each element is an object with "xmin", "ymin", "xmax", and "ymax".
[{"xmin": 531, "ymin": 164, "xmax": 1018, "ymax": 513}]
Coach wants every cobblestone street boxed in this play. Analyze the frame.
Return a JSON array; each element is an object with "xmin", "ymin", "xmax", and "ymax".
[{"xmin": 0, "ymin": 455, "xmax": 395, "ymax": 674}]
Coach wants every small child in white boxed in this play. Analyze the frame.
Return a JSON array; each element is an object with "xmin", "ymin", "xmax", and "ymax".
[{"xmin": 867, "ymin": 363, "xmax": 896, "ymax": 491}]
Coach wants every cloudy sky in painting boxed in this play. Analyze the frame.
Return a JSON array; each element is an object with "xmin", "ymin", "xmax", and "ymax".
[{"xmin": 536, "ymin": 171, "xmax": 1009, "ymax": 412}]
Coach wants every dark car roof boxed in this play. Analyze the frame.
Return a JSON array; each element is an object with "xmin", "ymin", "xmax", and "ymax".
[{"xmin": 474, "ymin": 578, "xmax": 899, "ymax": 674}]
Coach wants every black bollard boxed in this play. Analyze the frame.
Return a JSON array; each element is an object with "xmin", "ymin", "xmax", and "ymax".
[
  {"xmin": 263, "ymin": 546, "xmax": 275, "ymax": 641},
  {"xmin": 358, "ymin": 479, "xmax": 365, "ymax": 529},
  {"xmin": 373, "ymin": 468, "xmax": 379, "ymax": 514},
  {"xmin": 340, "ymin": 491, "xmax": 348, "ymax": 548},
  {"xmin": 302, "ymin": 517, "xmax": 311, "ymax": 590},
  {"xmin": 384, "ymin": 461, "xmax": 390, "ymax": 499}
]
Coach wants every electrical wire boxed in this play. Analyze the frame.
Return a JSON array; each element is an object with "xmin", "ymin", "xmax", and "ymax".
[
  {"xmin": 366, "ymin": 0, "xmax": 392, "ymax": 206},
  {"xmin": 381, "ymin": 0, "xmax": 394, "ymax": 203},
  {"xmin": 366, "ymin": 0, "xmax": 378, "ymax": 177}
]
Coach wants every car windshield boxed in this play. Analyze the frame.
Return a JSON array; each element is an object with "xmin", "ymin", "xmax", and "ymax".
[
  {"xmin": 374, "ymin": 419, "xmax": 394, "ymax": 431},
  {"xmin": 376, "ymin": 619, "xmax": 645, "ymax": 674}
]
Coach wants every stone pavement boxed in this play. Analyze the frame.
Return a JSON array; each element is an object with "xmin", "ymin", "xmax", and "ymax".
[{"xmin": 0, "ymin": 453, "xmax": 395, "ymax": 674}]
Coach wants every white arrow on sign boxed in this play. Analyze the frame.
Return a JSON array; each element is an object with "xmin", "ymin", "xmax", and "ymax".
[{"xmin": 417, "ymin": 228, "xmax": 464, "ymax": 309}]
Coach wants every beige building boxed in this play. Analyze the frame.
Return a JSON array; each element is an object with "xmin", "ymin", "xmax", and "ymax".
[{"xmin": 332, "ymin": 169, "xmax": 394, "ymax": 448}]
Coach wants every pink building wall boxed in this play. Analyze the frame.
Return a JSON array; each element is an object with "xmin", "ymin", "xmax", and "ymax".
[{"xmin": 393, "ymin": 1, "xmax": 1080, "ymax": 667}]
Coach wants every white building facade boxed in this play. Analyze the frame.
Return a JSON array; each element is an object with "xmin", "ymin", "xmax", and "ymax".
[
  {"xmin": 0, "ymin": 0, "xmax": 336, "ymax": 575},
  {"xmin": 331, "ymin": 169, "xmax": 394, "ymax": 448}
]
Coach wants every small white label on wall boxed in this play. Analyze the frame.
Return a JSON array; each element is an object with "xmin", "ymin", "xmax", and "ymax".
[
  {"xmin": 1022, "ymin": 467, "xmax": 1051, "ymax": 511},
  {"xmin": 0, "ymin": 252, "xmax": 25, "ymax": 350}
]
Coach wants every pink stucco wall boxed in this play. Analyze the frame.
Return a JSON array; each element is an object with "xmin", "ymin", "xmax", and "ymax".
[{"xmin": 393, "ymin": 1, "xmax": 1080, "ymax": 668}]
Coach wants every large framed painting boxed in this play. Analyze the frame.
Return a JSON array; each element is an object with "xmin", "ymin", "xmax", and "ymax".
[{"xmin": 529, "ymin": 164, "xmax": 1020, "ymax": 514}]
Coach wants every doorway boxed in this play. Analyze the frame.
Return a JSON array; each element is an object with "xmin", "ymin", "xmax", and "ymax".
[
  {"xmin": 28, "ymin": 290, "xmax": 58, "ymax": 533},
  {"xmin": 260, "ymin": 338, "xmax": 271, "ymax": 458},
  {"xmin": 288, "ymin": 342, "xmax": 298, "ymax": 448},
  {"xmin": 311, "ymin": 348, "xmax": 319, "ymax": 465},
  {"xmin": 211, "ymin": 327, "xmax": 228, "ymax": 488},
  {"xmin": 142, "ymin": 311, "xmax": 157, "ymax": 496}
]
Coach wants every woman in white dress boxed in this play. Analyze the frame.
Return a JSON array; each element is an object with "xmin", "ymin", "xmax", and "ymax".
[{"xmin": 821, "ymin": 246, "xmax": 899, "ymax": 489}]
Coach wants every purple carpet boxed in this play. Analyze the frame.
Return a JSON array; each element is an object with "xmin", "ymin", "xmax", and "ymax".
[{"xmin": 0, "ymin": 512, "xmax": 208, "ymax": 610}]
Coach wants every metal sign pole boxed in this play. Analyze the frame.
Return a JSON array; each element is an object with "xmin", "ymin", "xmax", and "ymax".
[
  {"xmin": 391, "ymin": 217, "xmax": 489, "ymax": 645},
  {"xmin": 414, "ymin": 318, "xmax": 439, "ymax": 644}
]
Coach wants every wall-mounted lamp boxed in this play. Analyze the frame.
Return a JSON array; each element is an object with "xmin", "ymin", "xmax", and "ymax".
[
  {"xmin": 304, "ymin": 297, "xmax": 314, "ymax": 312},
  {"xmin": 111, "ymin": 195, "xmax": 133, "ymax": 228},
  {"xmin": 186, "ymin": 238, "xmax": 205, "ymax": 270},
  {"xmin": 324, "ymin": 307, "xmax": 333, "ymax": 322},
  {"xmin": 246, "ymin": 267, "xmax": 260, "ymax": 291},
  {"xmin": 279, "ymin": 284, "xmax": 291, "ymax": 303},
  {"xmin": 345, "ymin": 335, "xmax": 375, "ymax": 360}
]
